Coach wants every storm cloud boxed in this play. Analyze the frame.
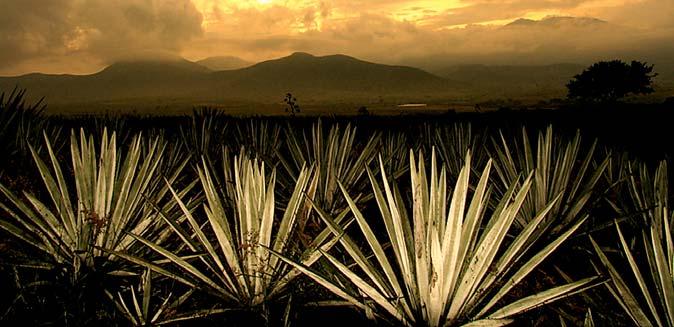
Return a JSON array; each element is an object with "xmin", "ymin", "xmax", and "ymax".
[
  {"xmin": 1, "ymin": 0, "xmax": 673, "ymax": 75},
  {"xmin": 0, "ymin": 0, "xmax": 203, "ymax": 74}
]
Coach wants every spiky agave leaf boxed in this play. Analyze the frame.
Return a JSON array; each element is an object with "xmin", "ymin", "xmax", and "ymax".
[
  {"xmin": 278, "ymin": 119, "xmax": 381, "ymax": 218},
  {"xmin": 589, "ymin": 150, "xmax": 634, "ymax": 232},
  {"xmin": 107, "ymin": 267, "xmax": 228, "ymax": 326},
  {"xmin": 136, "ymin": 133, "xmax": 201, "ymax": 254},
  {"xmin": 591, "ymin": 160, "xmax": 674, "ymax": 326},
  {"xmin": 0, "ymin": 88, "xmax": 44, "ymax": 152},
  {"xmin": 0, "ymin": 87, "xmax": 62, "ymax": 167},
  {"xmin": 0, "ymin": 128, "xmax": 190, "ymax": 280},
  {"xmin": 625, "ymin": 160, "xmax": 670, "ymax": 228},
  {"xmin": 489, "ymin": 126, "xmax": 611, "ymax": 323},
  {"xmin": 431, "ymin": 122, "xmax": 489, "ymax": 183},
  {"xmin": 597, "ymin": 153, "xmax": 665, "ymax": 231},
  {"xmin": 234, "ymin": 119, "xmax": 282, "ymax": 164},
  {"xmin": 559, "ymin": 307, "xmax": 594, "ymax": 327},
  {"xmin": 490, "ymin": 125, "xmax": 610, "ymax": 238},
  {"xmin": 584, "ymin": 309, "xmax": 595, "ymax": 327},
  {"xmin": 178, "ymin": 108, "xmax": 229, "ymax": 162},
  {"xmin": 378, "ymin": 131, "xmax": 410, "ymax": 179},
  {"xmin": 271, "ymin": 149, "xmax": 601, "ymax": 326},
  {"xmin": 128, "ymin": 150, "xmax": 342, "ymax": 308}
]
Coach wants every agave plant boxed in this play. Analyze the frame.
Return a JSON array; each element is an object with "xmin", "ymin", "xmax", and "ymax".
[
  {"xmin": 83, "ymin": 115, "xmax": 136, "ymax": 146},
  {"xmin": 0, "ymin": 88, "xmax": 60, "ymax": 168},
  {"xmin": 490, "ymin": 126, "xmax": 610, "ymax": 236},
  {"xmin": 125, "ymin": 150, "xmax": 346, "ymax": 310},
  {"xmin": 179, "ymin": 108, "xmax": 229, "ymax": 162},
  {"xmin": 107, "ymin": 268, "xmax": 227, "ymax": 326},
  {"xmin": 234, "ymin": 119, "xmax": 282, "ymax": 163},
  {"xmin": 590, "ymin": 160, "xmax": 674, "ymax": 326},
  {"xmin": 0, "ymin": 128, "xmax": 191, "ymax": 280},
  {"xmin": 624, "ymin": 160, "xmax": 669, "ymax": 227},
  {"xmin": 430, "ymin": 122, "xmax": 489, "ymax": 182},
  {"xmin": 378, "ymin": 131, "xmax": 410, "ymax": 179},
  {"xmin": 597, "ymin": 150, "xmax": 630, "ymax": 213},
  {"xmin": 560, "ymin": 309, "xmax": 595, "ymax": 327},
  {"xmin": 277, "ymin": 120, "xmax": 380, "ymax": 220},
  {"xmin": 272, "ymin": 150, "xmax": 601, "ymax": 326},
  {"xmin": 590, "ymin": 151, "xmax": 661, "ymax": 237}
]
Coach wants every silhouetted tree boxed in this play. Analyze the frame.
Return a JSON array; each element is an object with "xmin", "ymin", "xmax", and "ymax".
[
  {"xmin": 284, "ymin": 93, "xmax": 300, "ymax": 116},
  {"xmin": 567, "ymin": 60, "xmax": 657, "ymax": 103},
  {"xmin": 357, "ymin": 106, "xmax": 369, "ymax": 116}
]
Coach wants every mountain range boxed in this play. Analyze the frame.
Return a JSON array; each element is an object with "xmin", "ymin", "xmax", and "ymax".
[
  {"xmin": 2, "ymin": 50, "xmax": 660, "ymax": 113},
  {"xmin": 437, "ymin": 64, "xmax": 585, "ymax": 98},
  {"xmin": 196, "ymin": 56, "xmax": 253, "ymax": 71},
  {"xmin": 0, "ymin": 52, "xmax": 458, "ymax": 109},
  {"xmin": 504, "ymin": 16, "xmax": 607, "ymax": 28},
  {"xmin": 1, "ymin": 14, "xmax": 673, "ymax": 114}
]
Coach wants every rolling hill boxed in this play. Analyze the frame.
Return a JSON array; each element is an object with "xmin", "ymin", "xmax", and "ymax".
[
  {"xmin": 197, "ymin": 56, "xmax": 253, "ymax": 71},
  {"xmin": 0, "ymin": 52, "xmax": 455, "ymax": 109},
  {"xmin": 0, "ymin": 58, "xmax": 214, "ymax": 104},
  {"xmin": 210, "ymin": 52, "xmax": 451, "ymax": 97},
  {"xmin": 436, "ymin": 63, "xmax": 585, "ymax": 97},
  {"xmin": 504, "ymin": 16, "xmax": 607, "ymax": 28}
]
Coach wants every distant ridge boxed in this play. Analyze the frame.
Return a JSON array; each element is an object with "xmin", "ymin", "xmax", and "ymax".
[
  {"xmin": 505, "ymin": 16, "xmax": 607, "ymax": 28},
  {"xmin": 0, "ymin": 52, "xmax": 453, "ymax": 106},
  {"xmin": 97, "ymin": 58, "xmax": 212, "ymax": 76},
  {"xmin": 210, "ymin": 52, "xmax": 449, "ymax": 95},
  {"xmin": 436, "ymin": 63, "xmax": 584, "ymax": 96},
  {"xmin": 196, "ymin": 56, "xmax": 252, "ymax": 71}
]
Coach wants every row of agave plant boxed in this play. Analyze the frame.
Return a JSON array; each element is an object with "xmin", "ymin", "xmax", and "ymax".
[{"xmin": 0, "ymin": 101, "xmax": 671, "ymax": 326}]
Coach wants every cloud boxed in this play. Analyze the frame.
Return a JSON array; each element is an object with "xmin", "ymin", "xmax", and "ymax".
[
  {"xmin": 2, "ymin": 0, "xmax": 673, "ymax": 76},
  {"xmin": 78, "ymin": 0, "xmax": 203, "ymax": 58},
  {"xmin": 185, "ymin": 11, "xmax": 673, "ymax": 71},
  {"xmin": 422, "ymin": 0, "xmax": 589, "ymax": 27},
  {"xmin": 0, "ymin": 0, "xmax": 76, "ymax": 66},
  {"xmin": 0, "ymin": 0, "xmax": 203, "ymax": 75},
  {"xmin": 596, "ymin": 0, "xmax": 674, "ymax": 29}
]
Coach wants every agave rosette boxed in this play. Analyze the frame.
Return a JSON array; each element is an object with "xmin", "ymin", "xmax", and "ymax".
[
  {"xmin": 490, "ymin": 126, "xmax": 609, "ymax": 237},
  {"xmin": 0, "ymin": 128, "xmax": 190, "ymax": 280},
  {"xmin": 126, "ymin": 150, "xmax": 346, "ymax": 307},
  {"xmin": 278, "ymin": 120, "xmax": 381, "ymax": 218},
  {"xmin": 271, "ymin": 149, "xmax": 601, "ymax": 326},
  {"xmin": 591, "ymin": 160, "xmax": 674, "ymax": 326}
]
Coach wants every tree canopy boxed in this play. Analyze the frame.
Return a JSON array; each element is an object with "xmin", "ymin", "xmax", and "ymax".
[{"xmin": 567, "ymin": 60, "xmax": 657, "ymax": 103}]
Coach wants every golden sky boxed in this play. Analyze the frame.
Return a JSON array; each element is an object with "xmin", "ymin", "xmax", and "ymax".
[{"xmin": 1, "ymin": 0, "xmax": 673, "ymax": 75}]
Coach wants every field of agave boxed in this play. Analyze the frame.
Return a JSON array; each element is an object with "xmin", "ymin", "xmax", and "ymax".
[{"xmin": 0, "ymin": 89, "xmax": 672, "ymax": 326}]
